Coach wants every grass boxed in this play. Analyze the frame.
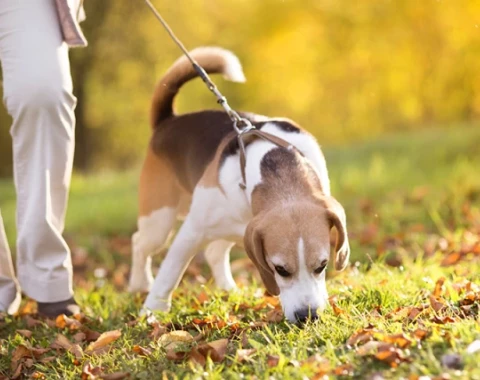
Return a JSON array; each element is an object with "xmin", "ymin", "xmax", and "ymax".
[{"xmin": 1, "ymin": 124, "xmax": 480, "ymax": 379}]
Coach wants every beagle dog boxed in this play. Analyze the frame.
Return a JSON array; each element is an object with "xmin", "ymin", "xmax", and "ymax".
[{"xmin": 128, "ymin": 47, "xmax": 350, "ymax": 323}]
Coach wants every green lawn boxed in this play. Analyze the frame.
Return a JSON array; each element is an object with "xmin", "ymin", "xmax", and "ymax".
[{"xmin": 1, "ymin": 124, "xmax": 480, "ymax": 379}]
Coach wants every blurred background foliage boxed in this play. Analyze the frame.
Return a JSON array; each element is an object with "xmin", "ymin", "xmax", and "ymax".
[{"xmin": 1, "ymin": 0, "xmax": 480, "ymax": 176}]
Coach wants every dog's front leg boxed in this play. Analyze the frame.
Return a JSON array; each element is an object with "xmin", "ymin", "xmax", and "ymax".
[{"xmin": 143, "ymin": 217, "xmax": 203, "ymax": 312}]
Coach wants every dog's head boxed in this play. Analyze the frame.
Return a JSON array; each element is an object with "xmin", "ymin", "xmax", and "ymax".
[{"xmin": 244, "ymin": 196, "xmax": 349, "ymax": 323}]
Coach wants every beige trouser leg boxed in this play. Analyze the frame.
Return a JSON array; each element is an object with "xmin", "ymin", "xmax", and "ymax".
[
  {"xmin": 0, "ymin": 0, "xmax": 76, "ymax": 309},
  {"xmin": 0, "ymin": 212, "xmax": 21, "ymax": 313}
]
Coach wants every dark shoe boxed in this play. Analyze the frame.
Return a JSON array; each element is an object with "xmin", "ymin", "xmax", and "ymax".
[{"xmin": 37, "ymin": 297, "xmax": 80, "ymax": 318}]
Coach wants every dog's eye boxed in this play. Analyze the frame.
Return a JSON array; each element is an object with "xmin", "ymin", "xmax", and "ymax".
[
  {"xmin": 274, "ymin": 265, "xmax": 291, "ymax": 278},
  {"xmin": 314, "ymin": 261, "xmax": 328, "ymax": 275}
]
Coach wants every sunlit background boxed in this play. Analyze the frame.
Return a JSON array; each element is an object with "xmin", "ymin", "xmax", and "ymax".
[
  {"xmin": 1, "ymin": 0, "xmax": 479, "ymax": 263},
  {"xmin": 2, "ymin": 0, "xmax": 480, "ymax": 173}
]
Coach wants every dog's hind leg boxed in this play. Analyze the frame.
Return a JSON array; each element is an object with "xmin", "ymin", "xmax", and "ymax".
[
  {"xmin": 128, "ymin": 149, "xmax": 180, "ymax": 293},
  {"xmin": 204, "ymin": 239, "xmax": 236, "ymax": 290}
]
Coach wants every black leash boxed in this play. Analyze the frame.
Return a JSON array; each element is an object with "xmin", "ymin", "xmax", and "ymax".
[{"xmin": 143, "ymin": 0, "xmax": 295, "ymax": 189}]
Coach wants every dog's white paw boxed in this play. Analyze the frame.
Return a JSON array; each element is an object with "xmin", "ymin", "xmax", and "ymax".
[{"xmin": 217, "ymin": 280, "xmax": 238, "ymax": 292}]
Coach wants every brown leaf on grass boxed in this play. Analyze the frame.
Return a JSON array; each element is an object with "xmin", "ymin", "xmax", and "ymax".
[
  {"xmin": 433, "ymin": 277, "xmax": 446, "ymax": 298},
  {"xmin": 197, "ymin": 291, "xmax": 210, "ymax": 304},
  {"xmin": 56, "ymin": 314, "xmax": 82, "ymax": 330},
  {"xmin": 370, "ymin": 306, "xmax": 383, "ymax": 317},
  {"xmin": 374, "ymin": 347, "xmax": 409, "ymax": 368},
  {"xmin": 31, "ymin": 372, "xmax": 46, "ymax": 379},
  {"xmin": 191, "ymin": 314, "xmax": 240, "ymax": 331},
  {"xmin": 441, "ymin": 252, "xmax": 462, "ymax": 266},
  {"xmin": 81, "ymin": 362, "xmax": 103, "ymax": 380},
  {"xmin": 432, "ymin": 315, "xmax": 456, "ymax": 324},
  {"xmin": 334, "ymin": 363, "xmax": 354, "ymax": 376},
  {"xmin": 195, "ymin": 338, "xmax": 229, "ymax": 363},
  {"xmin": 40, "ymin": 356, "xmax": 57, "ymax": 364},
  {"xmin": 329, "ymin": 296, "xmax": 345, "ymax": 316},
  {"xmin": 51, "ymin": 333, "xmax": 74, "ymax": 350},
  {"xmin": 159, "ymin": 330, "xmax": 194, "ymax": 348},
  {"xmin": 11, "ymin": 344, "xmax": 31, "ymax": 365},
  {"xmin": 459, "ymin": 291, "xmax": 480, "ymax": 306},
  {"xmin": 51, "ymin": 333, "xmax": 84, "ymax": 360},
  {"xmin": 267, "ymin": 354, "xmax": 280, "ymax": 367},
  {"xmin": 133, "ymin": 345, "xmax": 152, "ymax": 357},
  {"xmin": 25, "ymin": 316, "xmax": 43, "ymax": 328},
  {"xmin": 429, "ymin": 296, "xmax": 446, "ymax": 313},
  {"xmin": 11, "ymin": 363, "xmax": 23, "ymax": 379},
  {"xmin": 24, "ymin": 358, "xmax": 34, "ymax": 368},
  {"xmin": 149, "ymin": 322, "xmax": 166, "ymax": 340},
  {"xmin": 235, "ymin": 348, "xmax": 257, "ymax": 363},
  {"xmin": 346, "ymin": 327, "xmax": 377, "ymax": 346},
  {"xmin": 83, "ymin": 328, "xmax": 102, "ymax": 342},
  {"xmin": 412, "ymin": 328, "xmax": 430, "ymax": 341},
  {"xmin": 85, "ymin": 330, "xmax": 122, "ymax": 354},
  {"xmin": 73, "ymin": 332, "xmax": 87, "ymax": 343},
  {"xmin": 383, "ymin": 333, "xmax": 413, "ymax": 349},
  {"xmin": 357, "ymin": 341, "xmax": 389, "ymax": 356},
  {"xmin": 16, "ymin": 299, "xmax": 36, "ymax": 316},
  {"xmin": 16, "ymin": 329, "xmax": 32, "ymax": 339},
  {"xmin": 161, "ymin": 330, "xmax": 194, "ymax": 362},
  {"xmin": 265, "ymin": 308, "xmax": 284, "ymax": 323}
]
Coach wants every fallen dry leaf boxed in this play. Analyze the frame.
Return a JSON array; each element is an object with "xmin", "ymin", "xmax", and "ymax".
[
  {"xmin": 412, "ymin": 328, "xmax": 430, "ymax": 341},
  {"xmin": 81, "ymin": 362, "xmax": 103, "ymax": 380},
  {"xmin": 133, "ymin": 345, "xmax": 152, "ymax": 357},
  {"xmin": 334, "ymin": 363, "xmax": 354, "ymax": 376},
  {"xmin": 73, "ymin": 332, "xmax": 87, "ymax": 343},
  {"xmin": 86, "ymin": 330, "xmax": 122, "ymax": 354},
  {"xmin": 265, "ymin": 308, "xmax": 283, "ymax": 323},
  {"xmin": 56, "ymin": 314, "xmax": 82, "ymax": 330},
  {"xmin": 383, "ymin": 333, "xmax": 413, "ymax": 349},
  {"xmin": 329, "ymin": 297, "xmax": 345, "ymax": 316},
  {"xmin": 267, "ymin": 354, "xmax": 280, "ymax": 367},
  {"xmin": 51, "ymin": 333, "xmax": 74, "ymax": 350},
  {"xmin": 160, "ymin": 330, "xmax": 194, "ymax": 348},
  {"xmin": 25, "ymin": 316, "xmax": 43, "ymax": 328},
  {"xmin": 149, "ymin": 322, "xmax": 167, "ymax": 340},
  {"xmin": 374, "ymin": 345, "xmax": 411, "ymax": 368},
  {"xmin": 195, "ymin": 338, "xmax": 229, "ymax": 363},
  {"xmin": 347, "ymin": 326, "xmax": 377, "ymax": 346},
  {"xmin": 441, "ymin": 252, "xmax": 462, "ymax": 266},
  {"xmin": 11, "ymin": 344, "xmax": 31, "ymax": 365},
  {"xmin": 16, "ymin": 329, "xmax": 32, "ymax": 339},
  {"xmin": 433, "ymin": 277, "xmax": 446, "ymax": 298},
  {"xmin": 84, "ymin": 328, "xmax": 102, "ymax": 342},
  {"xmin": 236, "ymin": 348, "xmax": 257, "ymax": 363},
  {"xmin": 11, "ymin": 362, "xmax": 23, "ymax": 379}
]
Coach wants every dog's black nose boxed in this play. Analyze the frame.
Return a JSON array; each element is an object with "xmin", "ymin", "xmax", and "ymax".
[{"xmin": 294, "ymin": 308, "xmax": 318, "ymax": 324}]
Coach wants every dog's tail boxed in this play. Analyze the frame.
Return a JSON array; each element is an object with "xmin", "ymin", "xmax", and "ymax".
[{"xmin": 150, "ymin": 47, "xmax": 246, "ymax": 129}]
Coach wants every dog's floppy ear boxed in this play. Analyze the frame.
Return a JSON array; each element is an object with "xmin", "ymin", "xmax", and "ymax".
[
  {"xmin": 244, "ymin": 217, "xmax": 280, "ymax": 296},
  {"xmin": 318, "ymin": 196, "xmax": 350, "ymax": 271}
]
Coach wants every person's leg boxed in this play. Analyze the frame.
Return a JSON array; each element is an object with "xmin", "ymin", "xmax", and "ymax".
[
  {"xmin": 0, "ymin": 211, "xmax": 21, "ymax": 314},
  {"xmin": 0, "ymin": 0, "xmax": 79, "ymax": 315}
]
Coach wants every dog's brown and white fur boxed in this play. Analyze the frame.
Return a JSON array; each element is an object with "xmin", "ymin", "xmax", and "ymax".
[{"xmin": 128, "ymin": 47, "xmax": 350, "ymax": 323}]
